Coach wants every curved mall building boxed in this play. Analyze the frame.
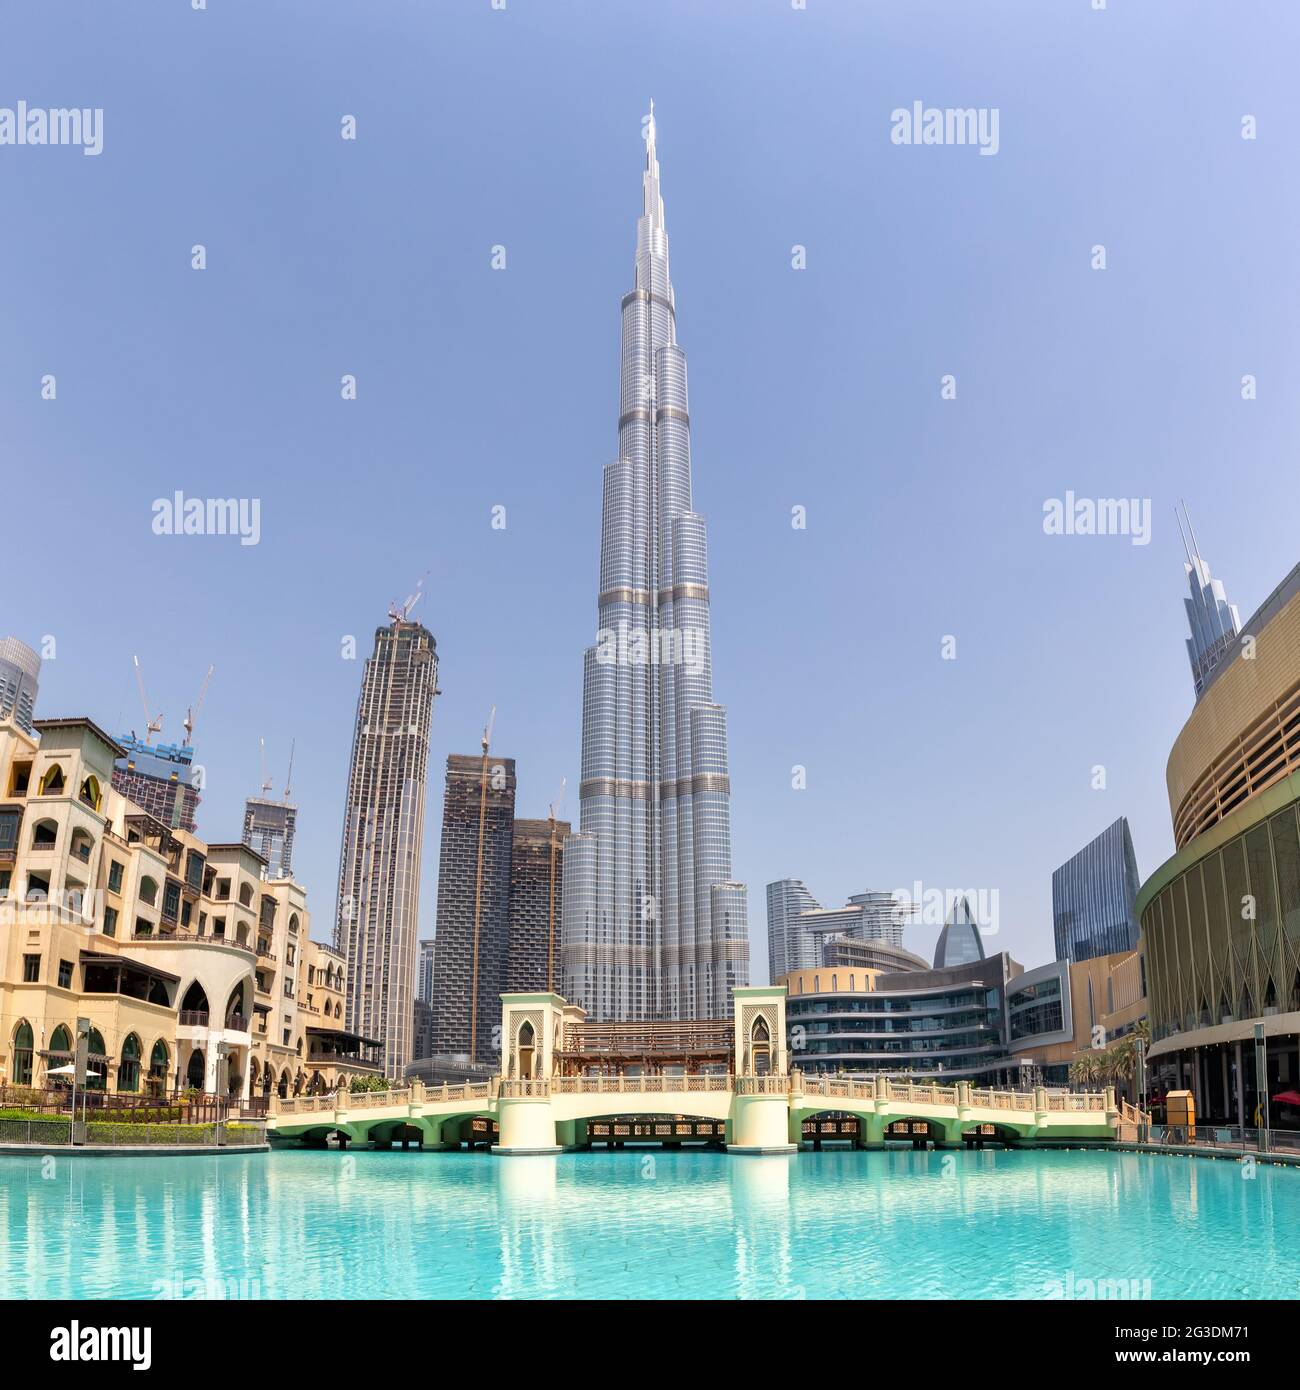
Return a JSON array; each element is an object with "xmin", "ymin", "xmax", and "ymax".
[{"xmin": 1139, "ymin": 560, "xmax": 1300, "ymax": 1123}]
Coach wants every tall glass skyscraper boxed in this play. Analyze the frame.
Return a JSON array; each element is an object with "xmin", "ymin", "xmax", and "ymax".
[
  {"xmin": 562, "ymin": 109, "xmax": 749, "ymax": 1023},
  {"xmin": 1052, "ymin": 816, "xmax": 1140, "ymax": 965},
  {"xmin": 333, "ymin": 614, "xmax": 438, "ymax": 1077},
  {"xmin": 0, "ymin": 637, "xmax": 40, "ymax": 735}
]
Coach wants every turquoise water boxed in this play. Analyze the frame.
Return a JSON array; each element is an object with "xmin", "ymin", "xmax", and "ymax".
[{"xmin": 2, "ymin": 1146, "xmax": 1298, "ymax": 1299}]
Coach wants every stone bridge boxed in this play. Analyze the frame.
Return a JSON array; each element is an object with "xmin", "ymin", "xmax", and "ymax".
[{"xmin": 267, "ymin": 987, "xmax": 1117, "ymax": 1153}]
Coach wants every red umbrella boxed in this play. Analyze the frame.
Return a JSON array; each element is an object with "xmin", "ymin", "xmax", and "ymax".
[{"xmin": 1271, "ymin": 1090, "xmax": 1300, "ymax": 1106}]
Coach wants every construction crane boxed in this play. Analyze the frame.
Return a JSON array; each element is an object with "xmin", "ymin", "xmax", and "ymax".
[
  {"xmin": 259, "ymin": 738, "xmax": 273, "ymax": 796},
  {"xmin": 547, "ymin": 777, "xmax": 567, "ymax": 993},
  {"xmin": 132, "ymin": 655, "xmax": 163, "ymax": 744},
  {"xmin": 284, "ymin": 739, "xmax": 296, "ymax": 802},
  {"xmin": 182, "ymin": 665, "xmax": 214, "ymax": 747},
  {"xmin": 469, "ymin": 705, "xmax": 496, "ymax": 1061},
  {"xmin": 388, "ymin": 571, "xmax": 429, "ymax": 625}
]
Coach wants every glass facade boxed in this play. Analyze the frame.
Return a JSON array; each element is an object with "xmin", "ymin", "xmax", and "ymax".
[
  {"xmin": 784, "ymin": 956, "xmax": 1021, "ymax": 1081},
  {"xmin": 932, "ymin": 896, "xmax": 986, "ymax": 968},
  {"xmin": 0, "ymin": 637, "xmax": 39, "ymax": 735},
  {"xmin": 1052, "ymin": 816, "xmax": 1140, "ymax": 965},
  {"xmin": 562, "ymin": 110, "xmax": 747, "ymax": 1022}
]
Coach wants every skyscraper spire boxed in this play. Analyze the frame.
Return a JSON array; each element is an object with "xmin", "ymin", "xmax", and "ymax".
[
  {"xmin": 1178, "ymin": 501, "xmax": 1241, "ymax": 701},
  {"xmin": 561, "ymin": 110, "xmax": 749, "ymax": 1023}
]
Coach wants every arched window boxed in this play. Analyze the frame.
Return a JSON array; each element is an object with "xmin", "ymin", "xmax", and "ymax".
[
  {"xmin": 149, "ymin": 1041, "xmax": 169, "ymax": 1094},
  {"xmin": 517, "ymin": 1020, "xmax": 536, "ymax": 1079},
  {"xmin": 79, "ymin": 775, "xmax": 102, "ymax": 811},
  {"xmin": 49, "ymin": 1024, "xmax": 72, "ymax": 1055},
  {"xmin": 224, "ymin": 984, "xmax": 247, "ymax": 1028},
  {"xmin": 831, "ymin": 974, "xmax": 838, "ymax": 991},
  {"xmin": 12, "ymin": 1021, "xmax": 34, "ymax": 1086},
  {"xmin": 38, "ymin": 763, "xmax": 65, "ymax": 796},
  {"xmin": 288, "ymin": 914, "xmax": 300, "ymax": 934},
  {"xmin": 86, "ymin": 1028, "xmax": 107, "ymax": 1090},
  {"xmin": 750, "ymin": 1016, "xmax": 771, "ymax": 1077},
  {"xmin": 239, "ymin": 883, "xmax": 253, "ymax": 908},
  {"xmin": 31, "ymin": 819, "xmax": 58, "ymax": 849},
  {"xmin": 118, "ymin": 1034, "xmax": 142, "ymax": 1092},
  {"xmin": 139, "ymin": 876, "xmax": 158, "ymax": 908},
  {"xmin": 181, "ymin": 982, "xmax": 209, "ymax": 1021},
  {"xmin": 278, "ymin": 1068, "xmax": 290, "ymax": 1099}
]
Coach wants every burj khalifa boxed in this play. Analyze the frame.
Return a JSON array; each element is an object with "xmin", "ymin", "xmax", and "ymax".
[{"xmin": 561, "ymin": 107, "xmax": 750, "ymax": 1023}]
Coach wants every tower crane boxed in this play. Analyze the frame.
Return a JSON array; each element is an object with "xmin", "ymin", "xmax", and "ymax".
[
  {"xmin": 388, "ymin": 571, "xmax": 429, "ymax": 625},
  {"xmin": 183, "ymin": 665, "xmax": 214, "ymax": 747},
  {"xmin": 132, "ymin": 655, "xmax": 163, "ymax": 744}
]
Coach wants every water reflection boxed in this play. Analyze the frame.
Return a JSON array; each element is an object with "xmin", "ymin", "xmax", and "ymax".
[{"xmin": 1, "ymin": 1147, "xmax": 1298, "ymax": 1299}]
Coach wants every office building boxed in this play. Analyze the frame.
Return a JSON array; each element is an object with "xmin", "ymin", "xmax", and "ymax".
[
  {"xmin": 0, "ymin": 637, "xmax": 40, "ymax": 735},
  {"xmin": 242, "ymin": 794, "xmax": 298, "ymax": 880},
  {"xmin": 417, "ymin": 938, "xmax": 436, "ymax": 1004},
  {"xmin": 428, "ymin": 754, "xmax": 517, "ymax": 1065},
  {"xmin": 1052, "ymin": 816, "xmax": 1141, "ymax": 964},
  {"xmin": 506, "ymin": 817, "xmax": 570, "ymax": 995},
  {"xmin": 932, "ymin": 896, "xmax": 986, "ymax": 968}
]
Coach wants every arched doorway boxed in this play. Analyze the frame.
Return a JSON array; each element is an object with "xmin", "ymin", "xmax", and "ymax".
[
  {"xmin": 86, "ymin": 1028, "xmax": 107, "ymax": 1090},
  {"xmin": 186, "ymin": 1048, "xmax": 206, "ymax": 1091},
  {"xmin": 11, "ymin": 1021, "xmax": 33, "ymax": 1087},
  {"xmin": 47, "ymin": 1025, "xmax": 72, "ymax": 1088},
  {"xmin": 148, "ymin": 1041, "xmax": 169, "ymax": 1095},
  {"xmin": 117, "ymin": 1034, "xmax": 142, "ymax": 1092}
]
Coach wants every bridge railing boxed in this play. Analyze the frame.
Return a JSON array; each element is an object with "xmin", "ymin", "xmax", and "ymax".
[{"xmin": 548, "ymin": 1074, "xmax": 732, "ymax": 1096}]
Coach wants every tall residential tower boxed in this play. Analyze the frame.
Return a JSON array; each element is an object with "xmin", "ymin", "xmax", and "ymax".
[
  {"xmin": 333, "ymin": 607, "xmax": 438, "ymax": 1077},
  {"xmin": 561, "ymin": 108, "xmax": 749, "ymax": 1023}
]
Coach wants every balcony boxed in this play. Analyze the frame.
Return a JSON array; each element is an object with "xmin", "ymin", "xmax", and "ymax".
[{"xmin": 179, "ymin": 1010, "xmax": 209, "ymax": 1028}]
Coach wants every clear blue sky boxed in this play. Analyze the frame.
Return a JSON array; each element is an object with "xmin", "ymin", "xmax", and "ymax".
[{"xmin": 6, "ymin": 1, "xmax": 1299, "ymax": 976}]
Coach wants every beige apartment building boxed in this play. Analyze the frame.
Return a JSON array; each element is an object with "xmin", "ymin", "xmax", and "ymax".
[{"xmin": 0, "ymin": 715, "xmax": 379, "ymax": 1105}]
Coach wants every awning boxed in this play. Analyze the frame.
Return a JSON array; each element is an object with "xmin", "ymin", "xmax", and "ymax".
[{"xmin": 79, "ymin": 951, "xmax": 181, "ymax": 984}]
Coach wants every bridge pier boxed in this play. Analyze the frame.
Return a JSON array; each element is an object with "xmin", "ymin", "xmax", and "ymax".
[
  {"xmin": 728, "ymin": 1092, "xmax": 797, "ymax": 1155},
  {"xmin": 493, "ymin": 1096, "xmax": 562, "ymax": 1155}
]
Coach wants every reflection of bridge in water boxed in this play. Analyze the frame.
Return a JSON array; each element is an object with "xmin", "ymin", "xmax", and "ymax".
[{"xmin": 268, "ymin": 987, "xmax": 1117, "ymax": 1154}]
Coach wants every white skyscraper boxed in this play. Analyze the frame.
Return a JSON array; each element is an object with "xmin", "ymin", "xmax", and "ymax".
[{"xmin": 561, "ymin": 108, "xmax": 749, "ymax": 1022}]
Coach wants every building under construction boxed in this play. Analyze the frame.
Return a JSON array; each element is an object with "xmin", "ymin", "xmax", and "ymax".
[{"xmin": 111, "ymin": 736, "xmax": 200, "ymax": 834}]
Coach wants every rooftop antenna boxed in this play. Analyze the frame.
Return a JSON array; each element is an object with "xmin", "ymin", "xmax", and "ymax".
[
  {"xmin": 133, "ymin": 655, "xmax": 163, "ymax": 745},
  {"xmin": 284, "ymin": 738, "xmax": 296, "ymax": 802},
  {"xmin": 389, "ymin": 570, "xmax": 429, "ymax": 625},
  {"xmin": 183, "ymin": 664, "xmax": 214, "ymax": 747},
  {"xmin": 1183, "ymin": 501, "xmax": 1204, "ymax": 567},
  {"xmin": 1175, "ymin": 503, "xmax": 1193, "ymax": 567}
]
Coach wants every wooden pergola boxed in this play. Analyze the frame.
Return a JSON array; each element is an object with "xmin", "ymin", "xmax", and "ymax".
[{"xmin": 556, "ymin": 1018, "xmax": 733, "ymax": 1075}]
